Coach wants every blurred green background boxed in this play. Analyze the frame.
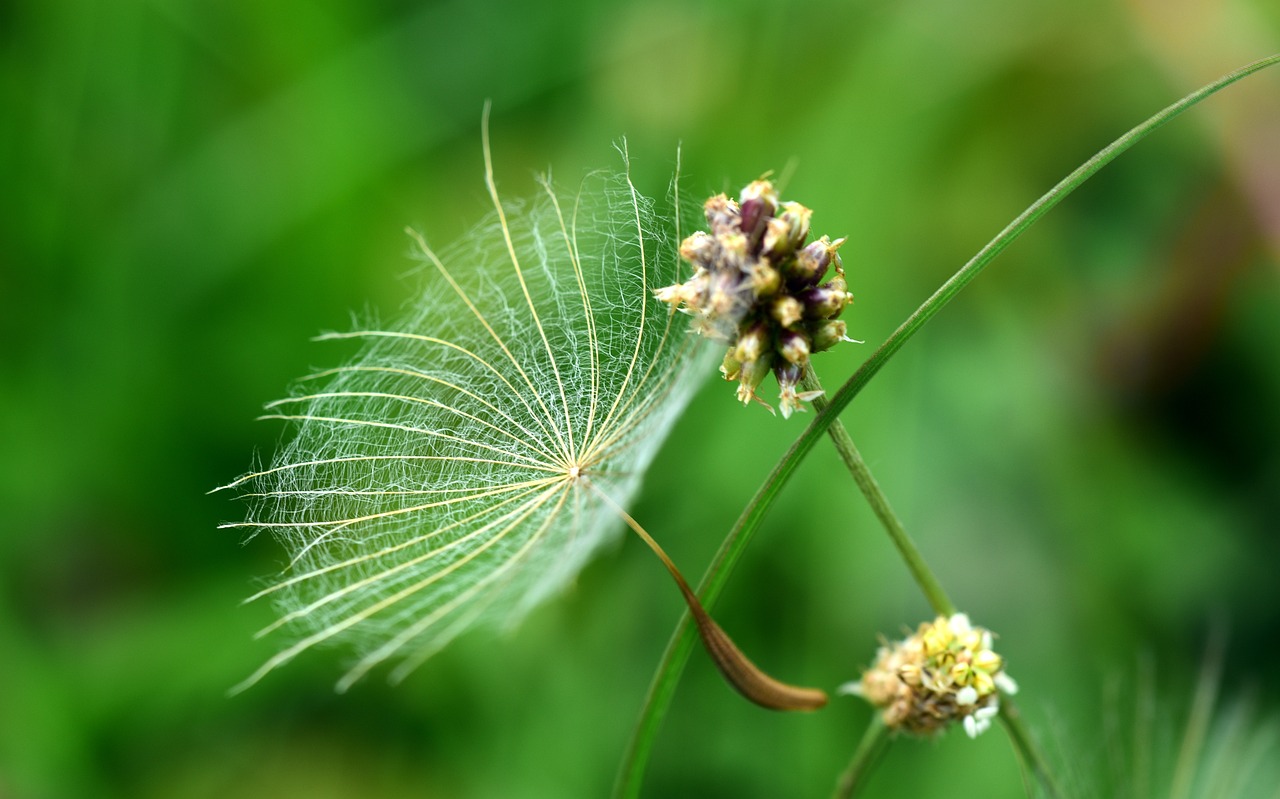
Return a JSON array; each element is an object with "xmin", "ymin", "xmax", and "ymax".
[{"xmin": 4, "ymin": 1, "xmax": 1279, "ymax": 797}]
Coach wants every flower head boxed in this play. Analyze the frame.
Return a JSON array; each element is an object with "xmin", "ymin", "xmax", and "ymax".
[
  {"xmin": 840, "ymin": 613, "xmax": 1017, "ymax": 738},
  {"xmin": 656, "ymin": 179, "xmax": 854, "ymax": 417}
]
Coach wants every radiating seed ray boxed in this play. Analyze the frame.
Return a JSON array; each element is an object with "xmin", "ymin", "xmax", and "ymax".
[
  {"xmin": 229, "ymin": 482, "xmax": 566, "ymax": 695},
  {"xmin": 334, "ymin": 484, "xmax": 572, "ymax": 692},
  {"xmin": 254, "ymin": 490, "xmax": 490, "ymax": 574},
  {"xmin": 385, "ymin": 588, "xmax": 492, "ymax": 686},
  {"xmin": 243, "ymin": 480, "xmax": 559, "ymax": 604},
  {"xmin": 580, "ymin": 332, "xmax": 695, "ymax": 469},
  {"xmin": 404, "ymin": 230, "xmax": 572, "ymax": 466},
  {"xmin": 385, "ymin": 476, "xmax": 571, "ymax": 686},
  {"xmin": 294, "ymin": 364, "xmax": 559, "ymax": 462},
  {"xmin": 582, "ymin": 300, "xmax": 684, "ymax": 459},
  {"xmin": 481, "ymin": 104, "xmax": 576, "ymax": 459},
  {"xmin": 673, "ymin": 144, "xmax": 683, "ymax": 254},
  {"xmin": 265, "ymin": 390, "xmax": 548, "ymax": 459},
  {"xmin": 594, "ymin": 141, "xmax": 650, "ymax": 439},
  {"xmin": 221, "ymin": 479, "xmax": 547, "ymax": 532},
  {"xmin": 241, "ymin": 485, "xmax": 537, "ymax": 499},
  {"xmin": 253, "ymin": 413, "xmax": 551, "ymax": 469},
  {"xmin": 213, "ymin": 454, "xmax": 528, "ymax": 493},
  {"xmin": 315, "ymin": 329, "xmax": 562, "ymax": 453},
  {"xmin": 538, "ymin": 172, "xmax": 601, "ymax": 453},
  {"xmin": 568, "ymin": 176, "xmax": 604, "ymax": 450},
  {"xmin": 254, "ymin": 482, "xmax": 559, "ymax": 637}
]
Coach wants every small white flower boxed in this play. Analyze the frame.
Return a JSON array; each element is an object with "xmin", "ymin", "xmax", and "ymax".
[
  {"xmin": 948, "ymin": 613, "xmax": 972, "ymax": 635},
  {"xmin": 995, "ymin": 671, "xmax": 1020, "ymax": 695},
  {"xmin": 836, "ymin": 681, "xmax": 864, "ymax": 697},
  {"xmin": 955, "ymin": 685, "xmax": 979, "ymax": 706},
  {"xmin": 963, "ymin": 703, "xmax": 1000, "ymax": 739}
]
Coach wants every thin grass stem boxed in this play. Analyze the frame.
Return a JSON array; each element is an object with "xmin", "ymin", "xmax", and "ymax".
[
  {"xmin": 831, "ymin": 718, "xmax": 890, "ymax": 799},
  {"xmin": 801, "ymin": 366, "xmax": 954, "ymax": 617},
  {"xmin": 613, "ymin": 53, "xmax": 1280, "ymax": 799},
  {"xmin": 1000, "ymin": 698, "xmax": 1064, "ymax": 799}
]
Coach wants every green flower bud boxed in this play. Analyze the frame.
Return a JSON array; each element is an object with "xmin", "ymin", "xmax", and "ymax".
[
  {"xmin": 733, "ymin": 321, "xmax": 770, "ymax": 364},
  {"xmin": 775, "ymin": 202, "xmax": 812, "ymax": 251},
  {"xmin": 720, "ymin": 350, "xmax": 742, "ymax": 381},
  {"xmin": 772, "ymin": 295, "xmax": 804, "ymax": 329},
  {"xmin": 760, "ymin": 216, "xmax": 792, "ymax": 257},
  {"xmin": 789, "ymin": 237, "xmax": 833, "ymax": 288},
  {"xmin": 736, "ymin": 352, "xmax": 774, "ymax": 406},
  {"xmin": 747, "ymin": 261, "xmax": 781, "ymax": 296},
  {"xmin": 719, "ymin": 230, "xmax": 748, "ymax": 259},
  {"xmin": 811, "ymin": 319, "xmax": 848, "ymax": 352}
]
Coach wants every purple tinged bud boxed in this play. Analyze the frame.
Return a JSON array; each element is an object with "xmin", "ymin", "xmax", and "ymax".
[
  {"xmin": 738, "ymin": 180, "xmax": 779, "ymax": 246},
  {"xmin": 773, "ymin": 361, "xmax": 802, "ymax": 391},
  {"xmin": 739, "ymin": 199, "xmax": 765, "ymax": 243},
  {"xmin": 799, "ymin": 284, "xmax": 853, "ymax": 319},
  {"xmin": 778, "ymin": 329, "xmax": 811, "ymax": 365},
  {"xmin": 791, "ymin": 237, "xmax": 833, "ymax": 287},
  {"xmin": 798, "ymin": 287, "xmax": 836, "ymax": 318}
]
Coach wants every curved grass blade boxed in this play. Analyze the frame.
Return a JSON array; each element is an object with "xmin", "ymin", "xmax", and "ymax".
[{"xmin": 615, "ymin": 52, "xmax": 1280, "ymax": 799}]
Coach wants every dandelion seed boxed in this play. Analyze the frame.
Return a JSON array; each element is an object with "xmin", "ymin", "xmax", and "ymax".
[{"xmin": 218, "ymin": 111, "xmax": 710, "ymax": 692}]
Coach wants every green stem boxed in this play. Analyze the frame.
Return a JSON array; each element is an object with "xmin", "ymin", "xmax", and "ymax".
[
  {"xmin": 802, "ymin": 367, "xmax": 954, "ymax": 617},
  {"xmin": 613, "ymin": 54, "xmax": 1280, "ymax": 799},
  {"xmin": 1000, "ymin": 698, "xmax": 1063, "ymax": 799},
  {"xmin": 832, "ymin": 717, "xmax": 891, "ymax": 799},
  {"xmin": 807, "ymin": 364, "xmax": 1066, "ymax": 795}
]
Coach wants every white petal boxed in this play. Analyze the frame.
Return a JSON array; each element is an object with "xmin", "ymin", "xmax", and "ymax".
[
  {"xmin": 995, "ymin": 672, "xmax": 1020, "ymax": 695},
  {"xmin": 956, "ymin": 686, "xmax": 978, "ymax": 706}
]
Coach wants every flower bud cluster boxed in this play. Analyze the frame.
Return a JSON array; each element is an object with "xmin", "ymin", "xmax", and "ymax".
[
  {"xmin": 842, "ymin": 613, "xmax": 1018, "ymax": 739},
  {"xmin": 655, "ymin": 180, "xmax": 853, "ymax": 417}
]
